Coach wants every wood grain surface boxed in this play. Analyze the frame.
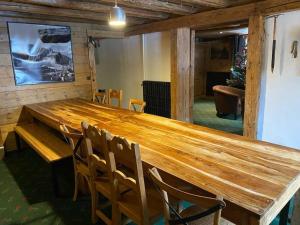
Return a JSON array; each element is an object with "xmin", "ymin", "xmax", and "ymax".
[
  {"xmin": 15, "ymin": 123, "xmax": 71, "ymax": 162},
  {"xmin": 24, "ymin": 98, "xmax": 300, "ymax": 224}
]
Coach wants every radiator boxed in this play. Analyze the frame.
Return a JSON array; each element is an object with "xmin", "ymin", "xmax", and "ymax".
[{"xmin": 142, "ymin": 81, "xmax": 171, "ymax": 118}]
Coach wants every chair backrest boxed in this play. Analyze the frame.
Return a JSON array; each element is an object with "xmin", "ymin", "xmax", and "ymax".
[
  {"xmin": 128, "ymin": 98, "xmax": 146, "ymax": 112},
  {"xmin": 149, "ymin": 167, "xmax": 226, "ymax": 225},
  {"xmin": 108, "ymin": 136, "xmax": 149, "ymax": 223},
  {"xmin": 94, "ymin": 92, "xmax": 107, "ymax": 104},
  {"xmin": 59, "ymin": 123, "xmax": 86, "ymax": 160},
  {"xmin": 81, "ymin": 122, "xmax": 114, "ymax": 179},
  {"xmin": 108, "ymin": 89, "xmax": 123, "ymax": 108}
]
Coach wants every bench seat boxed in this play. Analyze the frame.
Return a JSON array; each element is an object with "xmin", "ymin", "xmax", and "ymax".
[{"xmin": 15, "ymin": 123, "xmax": 71, "ymax": 163}]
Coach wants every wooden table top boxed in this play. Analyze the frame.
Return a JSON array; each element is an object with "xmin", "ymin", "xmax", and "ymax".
[{"xmin": 24, "ymin": 98, "xmax": 300, "ymax": 221}]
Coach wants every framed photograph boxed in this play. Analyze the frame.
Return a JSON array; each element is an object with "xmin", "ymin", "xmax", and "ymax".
[{"xmin": 7, "ymin": 22, "xmax": 75, "ymax": 86}]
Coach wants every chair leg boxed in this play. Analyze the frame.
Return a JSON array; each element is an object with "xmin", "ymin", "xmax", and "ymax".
[
  {"xmin": 90, "ymin": 185, "xmax": 98, "ymax": 224},
  {"xmin": 112, "ymin": 205, "xmax": 122, "ymax": 225},
  {"xmin": 73, "ymin": 172, "xmax": 79, "ymax": 202},
  {"xmin": 51, "ymin": 162, "xmax": 60, "ymax": 197}
]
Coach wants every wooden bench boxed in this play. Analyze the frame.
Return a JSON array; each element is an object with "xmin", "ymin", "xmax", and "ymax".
[
  {"xmin": 15, "ymin": 123, "xmax": 72, "ymax": 196},
  {"xmin": 15, "ymin": 123, "xmax": 71, "ymax": 162}
]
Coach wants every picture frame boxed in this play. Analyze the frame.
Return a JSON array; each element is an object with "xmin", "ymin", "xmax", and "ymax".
[{"xmin": 7, "ymin": 22, "xmax": 75, "ymax": 86}]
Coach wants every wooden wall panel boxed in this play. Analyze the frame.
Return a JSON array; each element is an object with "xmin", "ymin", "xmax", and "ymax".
[
  {"xmin": 194, "ymin": 42, "xmax": 208, "ymax": 100},
  {"xmin": 0, "ymin": 17, "xmax": 96, "ymax": 150},
  {"xmin": 194, "ymin": 38, "xmax": 233, "ymax": 100}
]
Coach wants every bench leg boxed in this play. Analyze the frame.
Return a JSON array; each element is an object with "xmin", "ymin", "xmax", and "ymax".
[
  {"xmin": 15, "ymin": 132, "xmax": 22, "ymax": 151},
  {"xmin": 279, "ymin": 201, "xmax": 291, "ymax": 225}
]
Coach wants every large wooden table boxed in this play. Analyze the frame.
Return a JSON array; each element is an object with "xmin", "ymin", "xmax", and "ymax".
[{"xmin": 23, "ymin": 98, "xmax": 300, "ymax": 225}]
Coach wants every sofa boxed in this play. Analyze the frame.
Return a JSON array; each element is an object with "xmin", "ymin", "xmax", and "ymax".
[{"xmin": 212, "ymin": 85, "xmax": 245, "ymax": 119}]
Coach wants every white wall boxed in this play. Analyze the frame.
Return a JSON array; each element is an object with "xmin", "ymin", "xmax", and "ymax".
[
  {"xmin": 95, "ymin": 31, "xmax": 171, "ymax": 108},
  {"xmin": 258, "ymin": 11, "xmax": 300, "ymax": 149},
  {"xmin": 143, "ymin": 32, "xmax": 171, "ymax": 82},
  {"xmin": 96, "ymin": 35, "xmax": 144, "ymax": 108}
]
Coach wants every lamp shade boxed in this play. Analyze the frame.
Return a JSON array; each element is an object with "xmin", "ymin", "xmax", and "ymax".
[{"xmin": 109, "ymin": 6, "xmax": 126, "ymax": 27}]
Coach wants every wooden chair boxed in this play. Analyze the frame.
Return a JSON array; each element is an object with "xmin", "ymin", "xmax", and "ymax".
[
  {"xmin": 108, "ymin": 89, "xmax": 123, "ymax": 108},
  {"xmin": 94, "ymin": 92, "xmax": 107, "ymax": 104},
  {"xmin": 59, "ymin": 123, "xmax": 88, "ymax": 201},
  {"xmin": 108, "ymin": 136, "xmax": 163, "ymax": 225},
  {"xmin": 149, "ymin": 167, "xmax": 228, "ymax": 225},
  {"xmin": 82, "ymin": 122, "xmax": 115, "ymax": 224},
  {"xmin": 128, "ymin": 98, "xmax": 146, "ymax": 112}
]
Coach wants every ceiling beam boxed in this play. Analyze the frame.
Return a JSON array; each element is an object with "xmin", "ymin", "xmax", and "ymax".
[
  {"xmin": 182, "ymin": 0, "xmax": 229, "ymax": 8},
  {"xmin": 2, "ymin": 0, "xmax": 169, "ymax": 20},
  {"xmin": 0, "ymin": 2, "xmax": 147, "ymax": 25},
  {"xmin": 126, "ymin": 0, "xmax": 300, "ymax": 36},
  {"xmin": 87, "ymin": 30, "xmax": 125, "ymax": 39},
  {"xmin": 93, "ymin": 0, "xmax": 198, "ymax": 15},
  {"xmin": 126, "ymin": 3, "xmax": 254, "ymax": 35},
  {"xmin": 195, "ymin": 22, "xmax": 248, "ymax": 36},
  {"xmin": 0, "ymin": 10, "xmax": 107, "ymax": 25}
]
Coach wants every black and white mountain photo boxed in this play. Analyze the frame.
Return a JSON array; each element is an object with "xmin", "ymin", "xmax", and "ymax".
[{"xmin": 8, "ymin": 23, "xmax": 75, "ymax": 85}]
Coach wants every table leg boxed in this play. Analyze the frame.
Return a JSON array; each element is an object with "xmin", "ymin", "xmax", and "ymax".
[
  {"xmin": 279, "ymin": 201, "xmax": 291, "ymax": 225},
  {"xmin": 15, "ymin": 132, "xmax": 22, "ymax": 151},
  {"xmin": 51, "ymin": 162, "xmax": 60, "ymax": 197},
  {"xmin": 51, "ymin": 158, "xmax": 74, "ymax": 198}
]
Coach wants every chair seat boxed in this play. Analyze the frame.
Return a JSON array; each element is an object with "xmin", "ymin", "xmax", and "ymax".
[
  {"xmin": 180, "ymin": 205, "xmax": 233, "ymax": 225},
  {"xmin": 76, "ymin": 162, "xmax": 89, "ymax": 177},
  {"xmin": 117, "ymin": 186, "xmax": 163, "ymax": 224},
  {"xmin": 95, "ymin": 177, "xmax": 130, "ymax": 200}
]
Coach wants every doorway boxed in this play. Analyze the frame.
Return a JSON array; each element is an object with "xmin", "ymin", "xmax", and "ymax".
[{"xmin": 192, "ymin": 26, "xmax": 248, "ymax": 135}]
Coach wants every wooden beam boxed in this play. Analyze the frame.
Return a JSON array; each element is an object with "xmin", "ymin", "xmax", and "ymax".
[
  {"xmin": 190, "ymin": 30, "xmax": 196, "ymax": 121},
  {"xmin": 2, "ymin": 0, "xmax": 169, "ymax": 20},
  {"xmin": 261, "ymin": 0, "xmax": 300, "ymax": 15},
  {"xmin": 171, "ymin": 27, "xmax": 193, "ymax": 122},
  {"xmin": 126, "ymin": 0, "xmax": 300, "ymax": 36},
  {"xmin": 0, "ymin": 10, "xmax": 107, "ymax": 25},
  {"xmin": 88, "ymin": 41, "xmax": 97, "ymax": 102},
  {"xmin": 0, "ymin": 2, "xmax": 146, "ymax": 25},
  {"xmin": 182, "ymin": 0, "xmax": 228, "ymax": 8},
  {"xmin": 97, "ymin": 0, "xmax": 197, "ymax": 15},
  {"xmin": 87, "ymin": 30, "xmax": 125, "ymax": 39},
  {"xmin": 243, "ymin": 15, "xmax": 264, "ymax": 139},
  {"xmin": 126, "ymin": 3, "xmax": 255, "ymax": 35}
]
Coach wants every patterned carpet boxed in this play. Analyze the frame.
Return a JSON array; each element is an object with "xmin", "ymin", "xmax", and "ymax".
[
  {"xmin": 193, "ymin": 98, "xmax": 243, "ymax": 135},
  {"xmin": 0, "ymin": 150, "xmax": 94, "ymax": 225}
]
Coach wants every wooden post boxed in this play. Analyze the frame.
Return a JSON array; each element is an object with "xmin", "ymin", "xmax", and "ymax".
[
  {"xmin": 190, "ymin": 30, "xmax": 195, "ymax": 121},
  {"xmin": 243, "ymin": 15, "xmax": 265, "ymax": 139},
  {"xmin": 170, "ymin": 27, "xmax": 193, "ymax": 122},
  {"xmin": 88, "ymin": 37, "xmax": 97, "ymax": 102}
]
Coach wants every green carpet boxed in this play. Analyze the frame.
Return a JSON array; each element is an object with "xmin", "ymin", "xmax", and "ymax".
[
  {"xmin": 0, "ymin": 150, "xmax": 95, "ymax": 225},
  {"xmin": 0, "ymin": 149, "xmax": 166, "ymax": 225},
  {"xmin": 193, "ymin": 98, "xmax": 243, "ymax": 135}
]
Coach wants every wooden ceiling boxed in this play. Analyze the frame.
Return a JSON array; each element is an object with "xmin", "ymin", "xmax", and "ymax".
[{"xmin": 0, "ymin": 0, "xmax": 262, "ymax": 28}]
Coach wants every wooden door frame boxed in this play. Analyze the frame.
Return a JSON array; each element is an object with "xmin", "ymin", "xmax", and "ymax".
[{"xmin": 188, "ymin": 15, "xmax": 264, "ymax": 139}]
